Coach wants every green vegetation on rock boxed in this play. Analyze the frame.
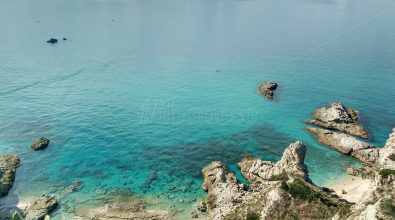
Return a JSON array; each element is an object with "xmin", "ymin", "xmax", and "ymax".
[
  {"xmin": 246, "ymin": 212, "xmax": 260, "ymax": 220},
  {"xmin": 11, "ymin": 212, "xmax": 23, "ymax": 220},
  {"xmin": 281, "ymin": 179, "xmax": 319, "ymax": 202},
  {"xmin": 382, "ymin": 199, "xmax": 395, "ymax": 216},
  {"xmin": 379, "ymin": 169, "xmax": 395, "ymax": 178}
]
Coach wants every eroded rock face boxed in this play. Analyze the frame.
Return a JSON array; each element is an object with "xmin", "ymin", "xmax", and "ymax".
[
  {"xmin": 30, "ymin": 137, "xmax": 50, "ymax": 151},
  {"xmin": 0, "ymin": 155, "xmax": 20, "ymax": 197},
  {"xmin": 257, "ymin": 82, "xmax": 278, "ymax": 100},
  {"xmin": 306, "ymin": 103, "xmax": 369, "ymax": 138},
  {"xmin": 238, "ymin": 141, "xmax": 309, "ymax": 189},
  {"xmin": 378, "ymin": 128, "xmax": 395, "ymax": 169},
  {"xmin": 24, "ymin": 194, "xmax": 58, "ymax": 220},
  {"xmin": 201, "ymin": 161, "xmax": 247, "ymax": 220},
  {"xmin": 305, "ymin": 127, "xmax": 378, "ymax": 164}
]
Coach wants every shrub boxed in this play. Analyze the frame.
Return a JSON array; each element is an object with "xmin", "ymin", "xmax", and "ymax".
[
  {"xmin": 379, "ymin": 169, "xmax": 395, "ymax": 178},
  {"xmin": 281, "ymin": 180, "xmax": 289, "ymax": 191},
  {"xmin": 246, "ymin": 212, "xmax": 260, "ymax": 220},
  {"xmin": 284, "ymin": 179, "xmax": 319, "ymax": 202},
  {"xmin": 382, "ymin": 199, "xmax": 395, "ymax": 216}
]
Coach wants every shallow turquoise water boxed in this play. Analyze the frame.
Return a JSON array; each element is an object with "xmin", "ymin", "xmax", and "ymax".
[{"xmin": 1, "ymin": 0, "xmax": 395, "ymax": 218}]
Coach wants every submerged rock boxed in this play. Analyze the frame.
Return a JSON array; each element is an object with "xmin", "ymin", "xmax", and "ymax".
[
  {"xmin": 238, "ymin": 141, "xmax": 309, "ymax": 189},
  {"xmin": 46, "ymin": 38, "xmax": 58, "ymax": 44},
  {"xmin": 24, "ymin": 194, "xmax": 58, "ymax": 220},
  {"xmin": 88, "ymin": 202, "xmax": 170, "ymax": 219},
  {"xmin": 305, "ymin": 127, "xmax": 378, "ymax": 164},
  {"xmin": 306, "ymin": 103, "xmax": 369, "ymax": 138},
  {"xmin": 257, "ymin": 82, "xmax": 278, "ymax": 100},
  {"xmin": 30, "ymin": 137, "xmax": 50, "ymax": 151},
  {"xmin": 0, "ymin": 155, "xmax": 20, "ymax": 197}
]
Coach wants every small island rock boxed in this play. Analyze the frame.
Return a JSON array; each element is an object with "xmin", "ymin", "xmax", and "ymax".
[
  {"xmin": 46, "ymin": 38, "xmax": 58, "ymax": 44},
  {"xmin": 0, "ymin": 155, "xmax": 20, "ymax": 197},
  {"xmin": 30, "ymin": 137, "xmax": 50, "ymax": 151},
  {"xmin": 306, "ymin": 103, "xmax": 369, "ymax": 138},
  {"xmin": 257, "ymin": 82, "xmax": 278, "ymax": 99}
]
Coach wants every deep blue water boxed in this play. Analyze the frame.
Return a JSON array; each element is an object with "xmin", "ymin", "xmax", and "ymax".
[{"xmin": 1, "ymin": 0, "xmax": 395, "ymax": 218}]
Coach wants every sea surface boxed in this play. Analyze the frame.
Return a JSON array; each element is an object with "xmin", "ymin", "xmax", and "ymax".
[{"xmin": 1, "ymin": 0, "xmax": 395, "ymax": 218}]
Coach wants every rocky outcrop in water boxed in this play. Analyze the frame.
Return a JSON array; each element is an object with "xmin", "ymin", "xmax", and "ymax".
[
  {"xmin": 30, "ymin": 137, "xmax": 50, "ymax": 151},
  {"xmin": 201, "ymin": 141, "xmax": 351, "ymax": 220},
  {"xmin": 0, "ymin": 155, "xmax": 20, "ymax": 197},
  {"xmin": 23, "ymin": 194, "xmax": 58, "ymax": 220},
  {"xmin": 305, "ymin": 127, "xmax": 378, "ymax": 164},
  {"xmin": 306, "ymin": 103, "xmax": 369, "ymax": 138},
  {"xmin": 257, "ymin": 82, "xmax": 278, "ymax": 100},
  {"xmin": 46, "ymin": 38, "xmax": 58, "ymax": 44},
  {"xmin": 238, "ymin": 141, "xmax": 309, "ymax": 189}
]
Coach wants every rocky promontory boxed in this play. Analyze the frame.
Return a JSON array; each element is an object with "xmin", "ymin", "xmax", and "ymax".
[
  {"xmin": 0, "ymin": 155, "xmax": 20, "ymax": 197},
  {"xmin": 305, "ymin": 127, "xmax": 379, "ymax": 164},
  {"xmin": 238, "ymin": 141, "xmax": 309, "ymax": 189},
  {"xmin": 257, "ymin": 82, "xmax": 278, "ymax": 100},
  {"xmin": 306, "ymin": 103, "xmax": 369, "ymax": 138},
  {"xmin": 201, "ymin": 141, "xmax": 351, "ymax": 220}
]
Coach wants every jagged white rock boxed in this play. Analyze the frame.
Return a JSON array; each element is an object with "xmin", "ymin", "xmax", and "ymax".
[
  {"xmin": 238, "ymin": 141, "xmax": 309, "ymax": 189},
  {"xmin": 306, "ymin": 103, "xmax": 369, "ymax": 138},
  {"xmin": 305, "ymin": 127, "xmax": 378, "ymax": 164}
]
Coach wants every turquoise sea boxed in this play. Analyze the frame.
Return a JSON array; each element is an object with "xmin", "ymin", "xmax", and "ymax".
[{"xmin": 1, "ymin": 0, "xmax": 395, "ymax": 218}]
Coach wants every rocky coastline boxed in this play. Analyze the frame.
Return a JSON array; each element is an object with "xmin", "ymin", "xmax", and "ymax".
[{"xmin": 1, "ymin": 102, "xmax": 395, "ymax": 219}]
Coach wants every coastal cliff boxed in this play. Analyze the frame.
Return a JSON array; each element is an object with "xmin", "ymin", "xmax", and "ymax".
[{"xmin": 201, "ymin": 141, "xmax": 351, "ymax": 220}]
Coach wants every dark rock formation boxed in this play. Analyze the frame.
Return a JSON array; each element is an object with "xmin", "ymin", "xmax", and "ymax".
[
  {"xmin": 46, "ymin": 38, "xmax": 58, "ymax": 44},
  {"xmin": 0, "ymin": 155, "xmax": 20, "ymax": 197},
  {"xmin": 305, "ymin": 103, "xmax": 369, "ymax": 138},
  {"xmin": 257, "ymin": 82, "xmax": 278, "ymax": 100},
  {"xmin": 30, "ymin": 137, "xmax": 50, "ymax": 151}
]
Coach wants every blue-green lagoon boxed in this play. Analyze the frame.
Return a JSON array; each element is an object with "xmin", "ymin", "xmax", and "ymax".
[{"xmin": 0, "ymin": 0, "xmax": 395, "ymax": 218}]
